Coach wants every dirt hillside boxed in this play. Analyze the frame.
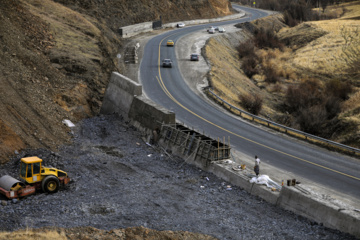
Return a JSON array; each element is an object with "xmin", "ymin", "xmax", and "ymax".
[
  {"xmin": 0, "ymin": 0, "xmax": 232, "ymax": 164},
  {"xmin": 205, "ymin": 2, "xmax": 360, "ymax": 147}
]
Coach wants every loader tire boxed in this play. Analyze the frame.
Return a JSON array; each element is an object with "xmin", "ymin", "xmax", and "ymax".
[{"xmin": 42, "ymin": 176, "xmax": 60, "ymax": 193}]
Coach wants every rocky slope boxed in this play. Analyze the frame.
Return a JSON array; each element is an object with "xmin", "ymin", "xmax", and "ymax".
[
  {"xmin": 0, "ymin": 0, "xmax": 232, "ymax": 164},
  {"xmin": 0, "ymin": 115, "xmax": 356, "ymax": 240}
]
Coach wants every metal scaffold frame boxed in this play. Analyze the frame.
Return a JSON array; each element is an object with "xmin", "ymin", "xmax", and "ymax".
[{"xmin": 160, "ymin": 123, "xmax": 231, "ymax": 164}]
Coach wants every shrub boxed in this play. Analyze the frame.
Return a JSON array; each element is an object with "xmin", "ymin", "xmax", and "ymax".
[
  {"xmin": 325, "ymin": 96, "xmax": 342, "ymax": 120},
  {"xmin": 241, "ymin": 56, "xmax": 258, "ymax": 78},
  {"xmin": 237, "ymin": 41, "xmax": 255, "ymax": 58},
  {"xmin": 263, "ymin": 64, "xmax": 280, "ymax": 84},
  {"xmin": 296, "ymin": 105, "xmax": 327, "ymax": 135},
  {"xmin": 253, "ymin": 27, "xmax": 284, "ymax": 50},
  {"xmin": 239, "ymin": 93, "xmax": 263, "ymax": 115},
  {"xmin": 325, "ymin": 79, "xmax": 353, "ymax": 100},
  {"xmin": 283, "ymin": 11, "xmax": 299, "ymax": 27},
  {"xmin": 258, "ymin": 0, "xmax": 281, "ymax": 11},
  {"xmin": 284, "ymin": 79, "xmax": 322, "ymax": 113}
]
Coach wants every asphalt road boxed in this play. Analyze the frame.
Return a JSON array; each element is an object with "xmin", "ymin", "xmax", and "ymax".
[{"xmin": 139, "ymin": 6, "xmax": 360, "ymax": 200}]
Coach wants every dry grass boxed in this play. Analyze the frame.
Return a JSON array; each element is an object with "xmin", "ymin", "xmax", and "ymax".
[
  {"xmin": 22, "ymin": 0, "xmax": 102, "ymax": 61},
  {"xmin": 340, "ymin": 0, "xmax": 360, "ymax": 19},
  {"xmin": 205, "ymin": 37, "xmax": 277, "ymax": 117},
  {"xmin": 341, "ymin": 91, "xmax": 360, "ymax": 122},
  {"xmin": 205, "ymin": 38, "xmax": 254, "ymax": 106},
  {"xmin": 257, "ymin": 48, "xmax": 296, "ymax": 82},
  {"xmin": 0, "ymin": 229, "xmax": 67, "ymax": 240},
  {"xmin": 288, "ymin": 2, "xmax": 360, "ymax": 75},
  {"xmin": 205, "ymin": 1, "xmax": 360, "ymax": 145},
  {"xmin": 292, "ymin": 20, "xmax": 359, "ymax": 75}
]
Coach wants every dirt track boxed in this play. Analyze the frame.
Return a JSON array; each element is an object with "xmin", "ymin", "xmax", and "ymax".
[{"xmin": 0, "ymin": 115, "xmax": 356, "ymax": 240}]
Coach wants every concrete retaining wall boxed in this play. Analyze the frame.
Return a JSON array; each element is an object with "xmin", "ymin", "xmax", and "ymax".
[
  {"xmin": 205, "ymin": 163, "xmax": 360, "ymax": 238},
  {"xmin": 101, "ymin": 71, "xmax": 175, "ymax": 137},
  {"xmin": 100, "ymin": 68, "xmax": 360, "ymax": 240},
  {"xmin": 119, "ymin": 22, "xmax": 153, "ymax": 38},
  {"xmin": 119, "ymin": 12, "xmax": 245, "ymax": 38},
  {"xmin": 128, "ymin": 95, "xmax": 175, "ymax": 131},
  {"xmin": 100, "ymin": 72, "xmax": 142, "ymax": 118},
  {"xmin": 158, "ymin": 139, "xmax": 359, "ymax": 238},
  {"xmin": 278, "ymin": 186, "xmax": 360, "ymax": 238},
  {"xmin": 162, "ymin": 12, "xmax": 246, "ymax": 29}
]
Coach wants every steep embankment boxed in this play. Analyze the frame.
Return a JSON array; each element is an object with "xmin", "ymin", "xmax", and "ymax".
[
  {"xmin": 0, "ymin": 0, "xmax": 232, "ymax": 163},
  {"xmin": 205, "ymin": 3, "xmax": 360, "ymax": 147}
]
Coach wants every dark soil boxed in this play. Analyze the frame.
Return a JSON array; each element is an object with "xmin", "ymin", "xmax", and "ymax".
[{"xmin": 0, "ymin": 114, "xmax": 357, "ymax": 240}]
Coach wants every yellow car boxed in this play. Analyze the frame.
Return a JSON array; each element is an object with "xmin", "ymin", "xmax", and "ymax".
[{"xmin": 167, "ymin": 40, "xmax": 174, "ymax": 47}]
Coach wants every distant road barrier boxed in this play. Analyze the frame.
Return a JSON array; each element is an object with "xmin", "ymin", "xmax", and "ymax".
[
  {"xmin": 119, "ymin": 8, "xmax": 245, "ymax": 38},
  {"xmin": 207, "ymin": 89, "xmax": 360, "ymax": 156}
]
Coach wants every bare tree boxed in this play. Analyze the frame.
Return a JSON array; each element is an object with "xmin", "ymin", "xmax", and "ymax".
[{"xmin": 320, "ymin": 0, "xmax": 328, "ymax": 12}]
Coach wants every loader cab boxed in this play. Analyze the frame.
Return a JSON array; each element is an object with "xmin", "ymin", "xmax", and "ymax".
[{"xmin": 19, "ymin": 156, "xmax": 43, "ymax": 184}]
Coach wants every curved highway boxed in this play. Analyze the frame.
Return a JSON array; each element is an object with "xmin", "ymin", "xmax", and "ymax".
[{"xmin": 139, "ymin": 6, "xmax": 360, "ymax": 199}]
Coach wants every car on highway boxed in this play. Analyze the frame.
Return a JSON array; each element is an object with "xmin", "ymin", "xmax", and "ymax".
[
  {"xmin": 162, "ymin": 59, "xmax": 172, "ymax": 68},
  {"xmin": 177, "ymin": 22, "xmax": 185, "ymax": 28},
  {"xmin": 190, "ymin": 53, "xmax": 199, "ymax": 61},
  {"xmin": 208, "ymin": 28, "xmax": 215, "ymax": 34},
  {"xmin": 218, "ymin": 27, "xmax": 226, "ymax": 33},
  {"xmin": 207, "ymin": 26, "xmax": 215, "ymax": 32},
  {"xmin": 167, "ymin": 40, "xmax": 174, "ymax": 46}
]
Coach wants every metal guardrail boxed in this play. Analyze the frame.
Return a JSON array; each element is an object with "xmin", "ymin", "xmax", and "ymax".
[{"xmin": 207, "ymin": 89, "xmax": 360, "ymax": 155}]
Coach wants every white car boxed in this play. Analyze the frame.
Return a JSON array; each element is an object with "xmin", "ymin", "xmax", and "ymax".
[
  {"xmin": 208, "ymin": 28, "xmax": 215, "ymax": 34},
  {"xmin": 177, "ymin": 22, "xmax": 185, "ymax": 28},
  {"xmin": 218, "ymin": 27, "xmax": 226, "ymax": 33}
]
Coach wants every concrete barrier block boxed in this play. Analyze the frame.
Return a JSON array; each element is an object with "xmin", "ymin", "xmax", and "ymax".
[
  {"xmin": 278, "ymin": 186, "xmax": 360, "ymax": 238},
  {"xmin": 100, "ymin": 72, "xmax": 142, "ymax": 117},
  {"xmin": 128, "ymin": 95, "xmax": 175, "ymax": 130},
  {"xmin": 250, "ymin": 183, "xmax": 279, "ymax": 205},
  {"xmin": 206, "ymin": 163, "xmax": 253, "ymax": 192},
  {"xmin": 120, "ymin": 22, "xmax": 153, "ymax": 38}
]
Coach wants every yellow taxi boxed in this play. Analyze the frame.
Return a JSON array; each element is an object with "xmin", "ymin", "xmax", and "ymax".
[{"xmin": 167, "ymin": 40, "xmax": 174, "ymax": 47}]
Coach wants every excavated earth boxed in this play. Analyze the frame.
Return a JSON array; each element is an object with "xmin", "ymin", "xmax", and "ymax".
[{"xmin": 0, "ymin": 114, "xmax": 357, "ymax": 240}]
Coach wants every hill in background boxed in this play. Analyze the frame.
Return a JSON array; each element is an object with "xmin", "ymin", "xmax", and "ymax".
[
  {"xmin": 205, "ymin": 1, "xmax": 360, "ymax": 148},
  {"xmin": 0, "ymin": 0, "xmax": 232, "ymax": 164}
]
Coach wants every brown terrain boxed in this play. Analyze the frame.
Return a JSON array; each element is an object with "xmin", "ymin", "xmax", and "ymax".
[
  {"xmin": 0, "ymin": 0, "xmax": 232, "ymax": 164},
  {"xmin": 0, "ymin": 0, "xmax": 232, "ymax": 239},
  {"xmin": 205, "ymin": 2, "xmax": 360, "ymax": 148},
  {"xmin": 0, "ymin": 226, "xmax": 218, "ymax": 240},
  {"xmin": 1, "ymin": 0, "xmax": 359, "ymax": 239}
]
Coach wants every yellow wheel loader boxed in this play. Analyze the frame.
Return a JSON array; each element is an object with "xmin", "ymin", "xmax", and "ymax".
[{"xmin": 0, "ymin": 156, "xmax": 70, "ymax": 199}]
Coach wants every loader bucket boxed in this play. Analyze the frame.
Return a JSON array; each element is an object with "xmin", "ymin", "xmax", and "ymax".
[{"xmin": 0, "ymin": 175, "xmax": 26, "ymax": 191}]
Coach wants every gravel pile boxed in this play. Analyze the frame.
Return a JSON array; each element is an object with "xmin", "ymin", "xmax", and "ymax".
[{"xmin": 0, "ymin": 114, "xmax": 357, "ymax": 240}]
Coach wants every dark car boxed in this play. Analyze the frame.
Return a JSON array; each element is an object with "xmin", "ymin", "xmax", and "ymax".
[
  {"xmin": 190, "ymin": 53, "xmax": 199, "ymax": 61},
  {"xmin": 162, "ymin": 59, "xmax": 172, "ymax": 68}
]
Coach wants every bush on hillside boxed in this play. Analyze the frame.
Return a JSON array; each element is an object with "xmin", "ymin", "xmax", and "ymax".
[
  {"xmin": 325, "ymin": 79, "xmax": 353, "ymax": 100},
  {"xmin": 282, "ymin": 77, "xmax": 353, "ymax": 135},
  {"xmin": 239, "ymin": 93, "xmax": 263, "ymax": 115},
  {"xmin": 325, "ymin": 96, "xmax": 342, "ymax": 120},
  {"xmin": 237, "ymin": 41, "xmax": 255, "ymax": 58},
  {"xmin": 283, "ymin": 11, "xmax": 299, "ymax": 27},
  {"xmin": 284, "ymin": 79, "xmax": 323, "ymax": 113},
  {"xmin": 241, "ymin": 56, "xmax": 259, "ymax": 78},
  {"xmin": 263, "ymin": 64, "xmax": 280, "ymax": 83},
  {"xmin": 296, "ymin": 105, "xmax": 328, "ymax": 135},
  {"xmin": 253, "ymin": 27, "xmax": 284, "ymax": 50}
]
